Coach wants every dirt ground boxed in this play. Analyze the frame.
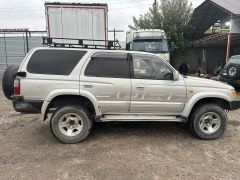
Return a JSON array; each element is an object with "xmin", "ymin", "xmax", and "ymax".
[{"xmin": 1, "ymin": 84, "xmax": 240, "ymax": 180}]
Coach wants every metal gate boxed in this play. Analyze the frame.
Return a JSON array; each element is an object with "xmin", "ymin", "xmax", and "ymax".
[{"xmin": 0, "ymin": 31, "xmax": 46, "ymax": 76}]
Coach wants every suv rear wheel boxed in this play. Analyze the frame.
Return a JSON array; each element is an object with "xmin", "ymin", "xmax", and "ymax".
[
  {"xmin": 189, "ymin": 104, "xmax": 227, "ymax": 140},
  {"xmin": 50, "ymin": 106, "xmax": 93, "ymax": 144}
]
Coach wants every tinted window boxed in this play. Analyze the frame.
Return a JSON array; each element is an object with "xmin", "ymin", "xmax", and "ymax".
[
  {"xmin": 132, "ymin": 54, "xmax": 173, "ymax": 80},
  {"xmin": 27, "ymin": 50, "xmax": 87, "ymax": 75},
  {"xmin": 85, "ymin": 52, "xmax": 129, "ymax": 78}
]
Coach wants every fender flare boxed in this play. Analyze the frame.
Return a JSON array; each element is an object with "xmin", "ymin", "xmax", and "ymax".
[
  {"xmin": 181, "ymin": 92, "xmax": 231, "ymax": 118},
  {"xmin": 41, "ymin": 89, "xmax": 101, "ymax": 120}
]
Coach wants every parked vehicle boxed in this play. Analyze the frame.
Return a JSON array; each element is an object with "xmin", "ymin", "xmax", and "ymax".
[
  {"xmin": 45, "ymin": 2, "xmax": 108, "ymax": 45},
  {"xmin": 221, "ymin": 55, "xmax": 240, "ymax": 89},
  {"xmin": 2, "ymin": 47, "xmax": 240, "ymax": 143},
  {"xmin": 126, "ymin": 29, "xmax": 170, "ymax": 62}
]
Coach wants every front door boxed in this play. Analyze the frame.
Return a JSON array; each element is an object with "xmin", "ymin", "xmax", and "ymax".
[{"xmin": 129, "ymin": 53, "xmax": 186, "ymax": 115}]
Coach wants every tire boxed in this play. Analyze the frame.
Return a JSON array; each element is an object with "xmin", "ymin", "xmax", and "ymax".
[
  {"xmin": 189, "ymin": 104, "xmax": 227, "ymax": 140},
  {"xmin": 50, "ymin": 106, "xmax": 93, "ymax": 144},
  {"xmin": 2, "ymin": 65, "xmax": 19, "ymax": 100},
  {"xmin": 226, "ymin": 64, "xmax": 240, "ymax": 80}
]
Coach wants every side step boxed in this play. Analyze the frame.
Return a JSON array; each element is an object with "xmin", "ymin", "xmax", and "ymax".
[{"xmin": 99, "ymin": 115, "xmax": 187, "ymax": 122}]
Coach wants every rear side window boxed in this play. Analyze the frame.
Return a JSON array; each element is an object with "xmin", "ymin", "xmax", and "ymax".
[
  {"xmin": 85, "ymin": 52, "xmax": 129, "ymax": 78},
  {"xmin": 27, "ymin": 50, "xmax": 87, "ymax": 75}
]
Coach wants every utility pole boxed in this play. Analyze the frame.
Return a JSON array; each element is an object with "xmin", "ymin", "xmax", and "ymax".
[
  {"xmin": 108, "ymin": 29, "xmax": 124, "ymax": 49},
  {"xmin": 153, "ymin": 0, "xmax": 157, "ymax": 9}
]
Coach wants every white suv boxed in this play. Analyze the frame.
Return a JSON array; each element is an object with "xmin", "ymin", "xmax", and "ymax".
[{"xmin": 2, "ymin": 47, "xmax": 240, "ymax": 143}]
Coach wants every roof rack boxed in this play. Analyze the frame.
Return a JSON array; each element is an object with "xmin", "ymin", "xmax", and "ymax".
[{"xmin": 42, "ymin": 37, "xmax": 121, "ymax": 50}]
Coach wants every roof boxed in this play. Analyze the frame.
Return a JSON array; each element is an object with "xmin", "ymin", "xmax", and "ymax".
[
  {"xmin": 45, "ymin": 2, "xmax": 108, "ymax": 7},
  {"xmin": 186, "ymin": 0, "xmax": 240, "ymax": 40},
  {"xmin": 191, "ymin": 32, "xmax": 240, "ymax": 47},
  {"xmin": 210, "ymin": 0, "xmax": 240, "ymax": 15}
]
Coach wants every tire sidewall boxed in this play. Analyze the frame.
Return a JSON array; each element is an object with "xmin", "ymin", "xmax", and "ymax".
[
  {"xmin": 51, "ymin": 106, "xmax": 92, "ymax": 144},
  {"xmin": 191, "ymin": 104, "xmax": 227, "ymax": 140},
  {"xmin": 2, "ymin": 65, "xmax": 19, "ymax": 100},
  {"xmin": 227, "ymin": 64, "xmax": 240, "ymax": 80}
]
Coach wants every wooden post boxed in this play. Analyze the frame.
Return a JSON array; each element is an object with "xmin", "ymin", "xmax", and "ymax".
[{"xmin": 226, "ymin": 33, "xmax": 231, "ymax": 63}]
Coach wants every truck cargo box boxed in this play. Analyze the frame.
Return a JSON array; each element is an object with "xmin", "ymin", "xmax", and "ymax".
[{"xmin": 45, "ymin": 2, "xmax": 108, "ymax": 45}]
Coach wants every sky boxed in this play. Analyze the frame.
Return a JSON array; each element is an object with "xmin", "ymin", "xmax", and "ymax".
[{"xmin": 0, "ymin": 0, "xmax": 205, "ymax": 40}]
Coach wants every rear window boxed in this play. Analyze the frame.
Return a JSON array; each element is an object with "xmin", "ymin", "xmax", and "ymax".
[
  {"xmin": 85, "ymin": 52, "xmax": 129, "ymax": 78},
  {"xmin": 27, "ymin": 50, "xmax": 87, "ymax": 75}
]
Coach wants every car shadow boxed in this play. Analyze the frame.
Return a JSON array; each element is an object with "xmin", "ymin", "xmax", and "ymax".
[
  {"xmin": 88, "ymin": 121, "xmax": 192, "ymax": 140},
  {"xmin": 36, "ymin": 120, "xmax": 193, "ymax": 145}
]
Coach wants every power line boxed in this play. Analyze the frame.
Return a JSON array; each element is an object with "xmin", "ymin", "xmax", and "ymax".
[
  {"xmin": 110, "ymin": 3, "xmax": 152, "ymax": 11},
  {"xmin": 0, "ymin": 16, "xmax": 45, "ymax": 20},
  {"xmin": 109, "ymin": 0, "xmax": 149, "ymax": 5},
  {"xmin": 0, "ymin": 6, "xmax": 43, "ymax": 10},
  {"xmin": 0, "ymin": 0, "xmax": 151, "ymax": 10}
]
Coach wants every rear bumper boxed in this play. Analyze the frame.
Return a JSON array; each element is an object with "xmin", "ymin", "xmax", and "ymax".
[
  {"xmin": 230, "ymin": 101, "xmax": 240, "ymax": 111},
  {"xmin": 12, "ymin": 96, "xmax": 43, "ymax": 114}
]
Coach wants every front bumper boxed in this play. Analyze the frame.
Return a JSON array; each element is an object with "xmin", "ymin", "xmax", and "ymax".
[
  {"xmin": 12, "ymin": 96, "xmax": 43, "ymax": 114},
  {"xmin": 230, "ymin": 101, "xmax": 240, "ymax": 111}
]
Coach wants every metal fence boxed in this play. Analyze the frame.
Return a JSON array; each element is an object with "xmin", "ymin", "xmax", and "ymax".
[{"xmin": 0, "ymin": 32, "xmax": 46, "ymax": 76}]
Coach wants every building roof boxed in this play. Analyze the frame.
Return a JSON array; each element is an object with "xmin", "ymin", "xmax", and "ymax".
[
  {"xmin": 210, "ymin": 0, "xmax": 240, "ymax": 15},
  {"xmin": 186, "ymin": 0, "xmax": 240, "ymax": 40},
  {"xmin": 192, "ymin": 31, "xmax": 240, "ymax": 47}
]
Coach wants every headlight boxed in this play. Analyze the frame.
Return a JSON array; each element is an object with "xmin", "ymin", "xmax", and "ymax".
[{"xmin": 231, "ymin": 89, "xmax": 237, "ymax": 98}]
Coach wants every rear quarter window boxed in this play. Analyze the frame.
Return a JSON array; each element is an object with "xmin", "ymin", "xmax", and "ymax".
[{"xmin": 27, "ymin": 50, "xmax": 87, "ymax": 75}]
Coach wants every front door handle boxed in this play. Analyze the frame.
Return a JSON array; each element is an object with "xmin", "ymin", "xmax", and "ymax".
[{"xmin": 136, "ymin": 86, "xmax": 145, "ymax": 90}]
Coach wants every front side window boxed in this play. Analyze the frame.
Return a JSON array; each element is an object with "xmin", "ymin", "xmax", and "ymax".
[
  {"xmin": 132, "ymin": 54, "xmax": 173, "ymax": 80},
  {"xmin": 85, "ymin": 52, "xmax": 129, "ymax": 78},
  {"xmin": 27, "ymin": 50, "xmax": 87, "ymax": 75}
]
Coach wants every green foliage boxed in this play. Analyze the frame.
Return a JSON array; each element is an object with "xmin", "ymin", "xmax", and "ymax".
[{"xmin": 131, "ymin": 0, "xmax": 193, "ymax": 50}]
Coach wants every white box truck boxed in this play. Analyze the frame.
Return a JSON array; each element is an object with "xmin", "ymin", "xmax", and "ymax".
[
  {"xmin": 45, "ymin": 2, "xmax": 108, "ymax": 46},
  {"xmin": 126, "ymin": 29, "xmax": 170, "ymax": 62}
]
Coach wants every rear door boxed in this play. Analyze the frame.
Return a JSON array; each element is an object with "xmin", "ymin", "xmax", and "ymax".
[{"xmin": 80, "ymin": 52, "xmax": 131, "ymax": 114}]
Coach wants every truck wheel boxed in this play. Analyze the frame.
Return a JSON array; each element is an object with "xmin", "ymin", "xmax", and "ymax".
[
  {"xmin": 189, "ymin": 104, "xmax": 227, "ymax": 140},
  {"xmin": 2, "ymin": 65, "xmax": 19, "ymax": 100},
  {"xmin": 50, "ymin": 106, "xmax": 93, "ymax": 144}
]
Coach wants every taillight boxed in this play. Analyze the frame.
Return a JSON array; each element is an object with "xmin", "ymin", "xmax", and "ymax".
[{"xmin": 14, "ymin": 78, "xmax": 20, "ymax": 96}]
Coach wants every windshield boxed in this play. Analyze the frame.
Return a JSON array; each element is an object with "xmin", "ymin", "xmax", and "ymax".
[
  {"xmin": 229, "ymin": 56, "xmax": 240, "ymax": 64},
  {"xmin": 132, "ymin": 39, "xmax": 169, "ymax": 53}
]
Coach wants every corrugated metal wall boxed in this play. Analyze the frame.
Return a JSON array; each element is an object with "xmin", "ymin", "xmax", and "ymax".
[{"xmin": 0, "ymin": 36, "xmax": 43, "ymax": 76}]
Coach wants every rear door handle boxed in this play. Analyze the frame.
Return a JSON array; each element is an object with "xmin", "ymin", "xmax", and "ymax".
[
  {"xmin": 136, "ymin": 86, "xmax": 145, "ymax": 90},
  {"xmin": 84, "ymin": 84, "xmax": 93, "ymax": 88}
]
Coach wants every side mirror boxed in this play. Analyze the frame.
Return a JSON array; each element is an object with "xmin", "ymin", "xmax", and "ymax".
[{"xmin": 173, "ymin": 71, "xmax": 179, "ymax": 80}]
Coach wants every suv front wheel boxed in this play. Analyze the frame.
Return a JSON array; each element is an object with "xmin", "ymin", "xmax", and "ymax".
[
  {"xmin": 50, "ymin": 106, "xmax": 93, "ymax": 144},
  {"xmin": 189, "ymin": 104, "xmax": 227, "ymax": 140}
]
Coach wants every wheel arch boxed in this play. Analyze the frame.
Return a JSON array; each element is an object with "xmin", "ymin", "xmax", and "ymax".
[
  {"xmin": 182, "ymin": 93, "xmax": 231, "ymax": 119},
  {"xmin": 42, "ymin": 91, "xmax": 101, "ymax": 121}
]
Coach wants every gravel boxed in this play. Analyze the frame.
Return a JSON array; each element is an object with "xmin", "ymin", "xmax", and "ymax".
[{"xmin": 0, "ymin": 84, "xmax": 240, "ymax": 180}]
